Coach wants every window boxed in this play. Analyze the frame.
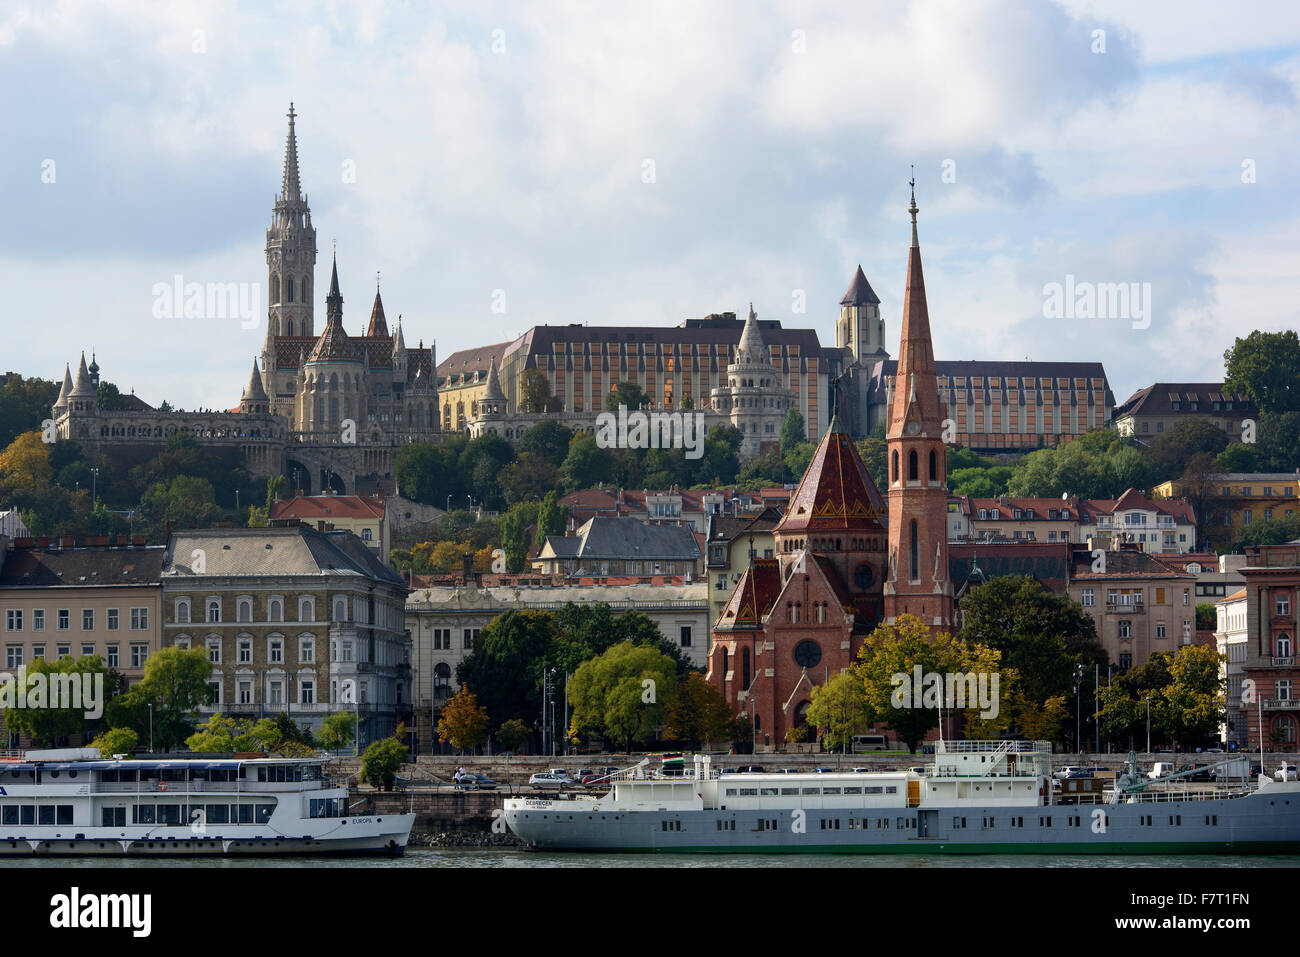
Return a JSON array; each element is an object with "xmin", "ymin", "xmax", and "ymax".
[
  {"xmin": 1276, "ymin": 680, "xmax": 1292, "ymax": 701},
  {"xmin": 238, "ymin": 680, "xmax": 252, "ymax": 704},
  {"xmin": 206, "ymin": 599, "xmax": 221, "ymax": 623},
  {"xmin": 33, "ymin": 609, "xmax": 44, "ymax": 631},
  {"xmin": 300, "ymin": 680, "xmax": 315, "ymax": 705},
  {"xmin": 269, "ymin": 638, "xmax": 283, "ymax": 664},
  {"xmin": 1182, "ymin": 590, "xmax": 1189, "ymax": 606},
  {"xmin": 176, "ymin": 599, "xmax": 190, "ymax": 623},
  {"xmin": 5, "ymin": 646, "xmax": 22, "ymax": 668},
  {"xmin": 130, "ymin": 645, "xmax": 148, "ymax": 668},
  {"xmin": 909, "ymin": 521, "xmax": 919, "ymax": 580},
  {"xmin": 131, "ymin": 607, "xmax": 148, "ymax": 630},
  {"xmin": 268, "ymin": 598, "xmax": 283, "ymax": 622},
  {"xmin": 341, "ymin": 641, "xmax": 353, "ymax": 663},
  {"xmin": 58, "ymin": 609, "xmax": 69, "ymax": 630},
  {"xmin": 268, "ymin": 681, "xmax": 283, "ymax": 706},
  {"xmin": 1118, "ymin": 620, "xmax": 1132, "ymax": 639},
  {"xmin": 106, "ymin": 609, "xmax": 117, "ymax": 631},
  {"xmin": 32, "ymin": 644, "xmax": 44, "ymax": 659},
  {"xmin": 299, "ymin": 636, "xmax": 314, "ymax": 663},
  {"xmin": 208, "ymin": 680, "xmax": 221, "ymax": 706},
  {"xmin": 4, "ymin": 610, "xmax": 20, "ymax": 631},
  {"xmin": 908, "ymin": 450, "xmax": 918, "ymax": 482},
  {"xmin": 237, "ymin": 598, "xmax": 252, "ymax": 623},
  {"xmin": 1119, "ymin": 652, "xmax": 1132, "ymax": 669},
  {"xmin": 82, "ymin": 609, "xmax": 94, "ymax": 630},
  {"xmin": 463, "ymin": 628, "xmax": 480, "ymax": 649},
  {"xmin": 81, "ymin": 643, "xmax": 93, "ymax": 656},
  {"xmin": 57, "ymin": 644, "xmax": 70, "ymax": 658},
  {"xmin": 238, "ymin": 638, "xmax": 252, "ymax": 664},
  {"xmin": 361, "ymin": 528, "xmax": 373, "ymax": 542},
  {"xmin": 433, "ymin": 628, "xmax": 451, "ymax": 650},
  {"xmin": 680, "ymin": 625, "xmax": 692, "ymax": 648},
  {"xmin": 207, "ymin": 639, "xmax": 221, "ymax": 664},
  {"xmin": 1156, "ymin": 623, "xmax": 1166, "ymax": 639},
  {"xmin": 1081, "ymin": 589, "xmax": 1094, "ymax": 607},
  {"xmin": 333, "ymin": 597, "xmax": 348, "ymax": 622},
  {"xmin": 1279, "ymin": 595, "xmax": 1292, "ymax": 617},
  {"xmin": 299, "ymin": 597, "xmax": 315, "ymax": 622},
  {"xmin": 107, "ymin": 645, "xmax": 118, "ymax": 668}
]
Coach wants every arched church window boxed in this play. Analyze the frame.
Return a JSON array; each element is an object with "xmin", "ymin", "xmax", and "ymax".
[
  {"xmin": 891, "ymin": 451, "xmax": 899, "ymax": 483},
  {"xmin": 286, "ymin": 278, "xmax": 294, "ymax": 303},
  {"xmin": 742, "ymin": 648, "xmax": 751, "ymax": 691},
  {"xmin": 271, "ymin": 275, "xmax": 280, "ymax": 304},
  {"xmin": 909, "ymin": 450, "xmax": 918, "ymax": 482},
  {"xmin": 910, "ymin": 520, "xmax": 919, "ymax": 581},
  {"xmin": 929, "ymin": 449, "xmax": 937, "ymax": 482}
]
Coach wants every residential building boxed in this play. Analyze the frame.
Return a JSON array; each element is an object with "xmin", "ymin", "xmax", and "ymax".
[
  {"xmin": 1238, "ymin": 541, "xmax": 1300, "ymax": 752},
  {"xmin": 405, "ymin": 579, "xmax": 709, "ymax": 752},
  {"xmin": 0, "ymin": 510, "xmax": 30, "ymax": 540},
  {"xmin": 533, "ymin": 517, "xmax": 702, "ymax": 578},
  {"xmin": 954, "ymin": 496, "xmax": 1080, "ymax": 544},
  {"xmin": 0, "ymin": 535, "xmax": 164, "ymax": 745},
  {"xmin": 1112, "ymin": 383, "xmax": 1257, "ymax": 444},
  {"xmin": 1154, "ymin": 473, "xmax": 1300, "ymax": 546},
  {"xmin": 161, "ymin": 526, "xmax": 410, "ymax": 746},
  {"xmin": 1066, "ymin": 544, "xmax": 1197, "ymax": 671},
  {"xmin": 269, "ymin": 493, "xmax": 390, "ymax": 562},
  {"xmin": 1078, "ymin": 489, "xmax": 1197, "ymax": 554},
  {"xmin": 1216, "ymin": 587, "xmax": 1249, "ymax": 748},
  {"xmin": 1154, "ymin": 552, "xmax": 1246, "ymax": 604}
]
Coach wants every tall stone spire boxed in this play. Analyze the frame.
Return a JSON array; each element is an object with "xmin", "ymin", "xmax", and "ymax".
[
  {"xmin": 737, "ymin": 302, "xmax": 766, "ymax": 365},
  {"xmin": 325, "ymin": 252, "xmax": 342, "ymax": 324},
  {"xmin": 54, "ymin": 364, "xmax": 72, "ymax": 411},
  {"xmin": 366, "ymin": 274, "xmax": 388, "ymax": 338},
  {"xmin": 281, "ymin": 102, "xmax": 301, "ymax": 202},
  {"xmin": 889, "ymin": 171, "xmax": 940, "ymax": 434}
]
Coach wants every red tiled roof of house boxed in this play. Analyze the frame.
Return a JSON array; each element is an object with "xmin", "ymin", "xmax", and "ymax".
[{"xmin": 269, "ymin": 495, "xmax": 385, "ymax": 522}]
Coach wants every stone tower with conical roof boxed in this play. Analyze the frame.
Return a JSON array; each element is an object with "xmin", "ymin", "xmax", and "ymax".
[
  {"xmin": 262, "ymin": 103, "xmax": 318, "ymax": 416},
  {"xmin": 883, "ymin": 180, "xmax": 953, "ymax": 631},
  {"xmin": 709, "ymin": 303, "xmax": 797, "ymax": 457}
]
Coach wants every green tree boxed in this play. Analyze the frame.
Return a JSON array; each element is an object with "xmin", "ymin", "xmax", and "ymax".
[
  {"xmin": 804, "ymin": 670, "xmax": 874, "ymax": 753},
  {"xmin": 456, "ymin": 610, "xmax": 557, "ymax": 728},
  {"xmin": 780, "ymin": 408, "xmax": 806, "ymax": 450},
  {"xmin": 1224, "ymin": 329, "xmax": 1300, "ymax": 415},
  {"xmin": 105, "ymin": 646, "xmax": 214, "ymax": 750},
  {"xmin": 0, "ymin": 374, "xmax": 59, "ymax": 448},
  {"xmin": 604, "ymin": 381, "xmax": 647, "ymax": 412},
  {"xmin": 560, "ymin": 432, "xmax": 614, "ymax": 490},
  {"xmin": 1149, "ymin": 418, "xmax": 1229, "ymax": 480},
  {"xmin": 499, "ymin": 452, "xmax": 561, "ymax": 505},
  {"xmin": 186, "ymin": 713, "xmax": 262, "ymax": 752},
  {"xmin": 499, "ymin": 500, "xmax": 540, "ymax": 572},
  {"xmin": 661, "ymin": 673, "xmax": 734, "ymax": 749},
  {"xmin": 359, "ymin": 736, "xmax": 408, "ymax": 790},
  {"xmin": 855, "ymin": 437, "xmax": 888, "ymax": 489},
  {"xmin": 317, "ymin": 711, "xmax": 356, "ymax": 752},
  {"xmin": 496, "ymin": 717, "xmax": 532, "ymax": 753},
  {"xmin": 140, "ymin": 475, "xmax": 224, "ymax": 535},
  {"xmin": 567, "ymin": 641, "xmax": 679, "ymax": 752},
  {"xmin": 90, "ymin": 726, "xmax": 139, "ymax": 757},
  {"xmin": 516, "ymin": 420, "xmax": 574, "ymax": 466},
  {"xmin": 534, "ymin": 490, "xmax": 569, "ymax": 549},
  {"xmin": 519, "ymin": 368, "xmax": 562, "ymax": 413},
  {"xmin": 1, "ymin": 655, "xmax": 111, "ymax": 746}
]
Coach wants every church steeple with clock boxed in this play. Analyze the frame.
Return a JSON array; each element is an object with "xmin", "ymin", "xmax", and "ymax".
[{"xmin": 883, "ymin": 177, "xmax": 953, "ymax": 631}]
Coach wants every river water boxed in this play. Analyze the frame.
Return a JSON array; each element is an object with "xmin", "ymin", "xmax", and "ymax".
[{"xmin": 1, "ymin": 848, "xmax": 1295, "ymax": 868}]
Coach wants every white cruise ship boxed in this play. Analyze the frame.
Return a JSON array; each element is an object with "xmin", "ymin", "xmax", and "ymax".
[
  {"xmin": 0, "ymin": 749, "xmax": 414, "ymax": 857},
  {"xmin": 504, "ymin": 741, "xmax": 1300, "ymax": 855}
]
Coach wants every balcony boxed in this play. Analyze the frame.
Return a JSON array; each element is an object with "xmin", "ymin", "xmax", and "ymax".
[
  {"xmin": 1269, "ymin": 657, "xmax": 1296, "ymax": 668},
  {"xmin": 1262, "ymin": 699, "xmax": 1300, "ymax": 710},
  {"xmin": 1105, "ymin": 601, "xmax": 1145, "ymax": 615}
]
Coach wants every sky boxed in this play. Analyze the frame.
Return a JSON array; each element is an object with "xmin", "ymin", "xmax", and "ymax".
[{"xmin": 2, "ymin": 0, "xmax": 1298, "ymax": 411}]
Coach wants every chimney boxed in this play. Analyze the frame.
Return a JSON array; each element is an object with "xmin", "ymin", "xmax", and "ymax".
[
  {"xmin": 116, "ymin": 535, "xmax": 127, "ymax": 547},
  {"xmin": 132, "ymin": 535, "xmax": 145, "ymax": 546},
  {"xmin": 461, "ymin": 552, "xmax": 474, "ymax": 584}
]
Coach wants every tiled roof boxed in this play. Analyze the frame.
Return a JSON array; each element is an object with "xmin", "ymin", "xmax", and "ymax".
[
  {"xmin": 715, "ymin": 558, "xmax": 782, "ymax": 630},
  {"xmin": 840, "ymin": 265, "xmax": 881, "ymax": 306},
  {"xmin": 1068, "ymin": 547, "xmax": 1194, "ymax": 581},
  {"xmin": 0, "ymin": 545, "xmax": 165, "ymax": 589},
  {"xmin": 776, "ymin": 427, "xmax": 885, "ymax": 534},
  {"xmin": 868, "ymin": 360, "xmax": 1115, "ymax": 408},
  {"xmin": 1114, "ymin": 382, "xmax": 1255, "ymax": 419},
  {"xmin": 1080, "ymin": 490, "xmax": 1195, "ymax": 525},
  {"xmin": 963, "ymin": 497, "xmax": 1077, "ymax": 520},
  {"xmin": 1219, "ymin": 587, "xmax": 1247, "ymax": 603},
  {"xmin": 269, "ymin": 495, "xmax": 385, "ymax": 522},
  {"xmin": 437, "ymin": 342, "xmax": 512, "ymax": 388}
]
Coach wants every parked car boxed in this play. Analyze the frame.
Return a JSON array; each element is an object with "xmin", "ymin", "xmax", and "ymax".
[
  {"xmin": 455, "ymin": 773, "xmax": 498, "ymax": 790},
  {"xmin": 719, "ymin": 768, "xmax": 738, "ymax": 775},
  {"xmin": 1179, "ymin": 765, "xmax": 1213, "ymax": 783},
  {"xmin": 1275, "ymin": 763, "xmax": 1298, "ymax": 782},
  {"xmin": 1053, "ymin": 766, "xmax": 1084, "ymax": 780},
  {"xmin": 813, "ymin": 767, "xmax": 836, "ymax": 773},
  {"xmin": 737, "ymin": 765, "xmax": 766, "ymax": 774},
  {"xmin": 1147, "ymin": 762, "xmax": 1176, "ymax": 780},
  {"xmin": 528, "ymin": 771, "xmax": 576, "ymax": 789},
  {"xmin": 580, "ymin": 772, "xmax": 611, "ymax": 787}
]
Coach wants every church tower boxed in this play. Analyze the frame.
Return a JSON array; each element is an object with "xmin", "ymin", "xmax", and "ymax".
[
  {"xmin": 883, "ymin": 180, "xmax": 953, "ymax": 631},
  {"xmin": 262, "ymin": 103, "xmax": 318, "ymax": 415},
  {"xmin": 836, "ymin": 265, "xmax": 886, "ymax": 361}
]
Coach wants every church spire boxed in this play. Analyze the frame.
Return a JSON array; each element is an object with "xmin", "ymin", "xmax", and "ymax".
[
  {"xmin": 282, "ymin": 102, "xmax": 301, "ymax": 201},
  {"xmin": 325, "ymin": 251, "xmax": 342, "ymax": 324},
  {"xmin": 367, "ymin": 272, "xmax": 389, "ymax": 337}
]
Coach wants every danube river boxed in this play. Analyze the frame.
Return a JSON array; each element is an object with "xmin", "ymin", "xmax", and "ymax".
[{"xmin": 1, "ymin": 849, "xmax": 1295, "ymax": 868}]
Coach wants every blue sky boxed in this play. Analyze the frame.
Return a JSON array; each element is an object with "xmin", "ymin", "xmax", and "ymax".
[{"xmin": 2, "ymin": 0, "xmax": 1298, "ymax": 410}]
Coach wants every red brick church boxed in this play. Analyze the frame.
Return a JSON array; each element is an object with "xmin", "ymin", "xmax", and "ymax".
[{"xmin": 707, "ymin": 183, "xmax": 954, "ymax": 745}]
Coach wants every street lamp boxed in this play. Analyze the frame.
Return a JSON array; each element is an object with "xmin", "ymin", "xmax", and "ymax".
[
  {"xmin": 90, "ymin": 467, "xmax": 100, "ymax": 506},
  {"xmin": 147, "ymin": 703, "xmax": 154, "ymax": 753},
  {"xmin": 1074, "ymin": 664, "xmax": 1085, "ymax": 756},
  {"xmin": 1145, "ymin": 696, "xmax": 1151, "ymax": 755}
]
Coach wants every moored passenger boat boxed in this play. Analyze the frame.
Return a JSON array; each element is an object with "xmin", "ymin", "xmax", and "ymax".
[
  {"xmin": 503, "ymin": 740, "xmax": 1300, "ymax": 854},
  {"xmin": 0, "ymin": 749, "xmax": 414, "ymax": 856}
]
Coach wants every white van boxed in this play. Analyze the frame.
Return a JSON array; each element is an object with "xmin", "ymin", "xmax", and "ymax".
[{"xmin": 1148, "ymin": 761, "xmax": 1176, "ymax": 780}]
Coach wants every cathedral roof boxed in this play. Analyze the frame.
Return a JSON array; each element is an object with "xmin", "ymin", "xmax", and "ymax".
[
  {"xmin": 308, "ymin": 255, "xmax": 363, "ymax": 364},
  {"xmin": 392, "ymin": 317, "xmax": 406, "ymax": 354},
  {"xmin": 715, "ymin": 557, "xmax": 782, "ymax": 630},
  {"xmin": 775, "ymin": 421, "xmax": 885, "ymax": 534},
  {"xmin": 367, "ymin": 289, "xmax": 388, "ymax": 338},
  {"xmin": 840, "ymin": 265, "xmax": 881, "ymax": 306},
  {"xmin": 70, "ymin": 352, "xmax": 95, "ymax": 397}
]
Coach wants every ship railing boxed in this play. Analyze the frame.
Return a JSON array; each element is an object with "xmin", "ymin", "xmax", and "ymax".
[
  {"xmin": 0, "ymin": 750, "xmax": 26, "ymax": 761},
  {"xmin": 939, "ymin": 740, "xmax": 1052, "ymax": 755},
  {"xmin": 90, "ymin": 779, "xmax": 325, "ymax": 794},
  {"xmin": 1073, "ymin": 786, "xmax": 1256, "ymax": 805}
]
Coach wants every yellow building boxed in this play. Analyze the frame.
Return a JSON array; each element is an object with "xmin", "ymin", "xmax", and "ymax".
[{"xmin": 1154, "ymin": 473, "xmax": 1300, "ymax": 540}]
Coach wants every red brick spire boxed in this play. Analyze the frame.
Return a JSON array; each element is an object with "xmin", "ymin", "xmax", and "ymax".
[{"xmin": 888, "ymin": 174, "xmax": 941, "ymax": 440}]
